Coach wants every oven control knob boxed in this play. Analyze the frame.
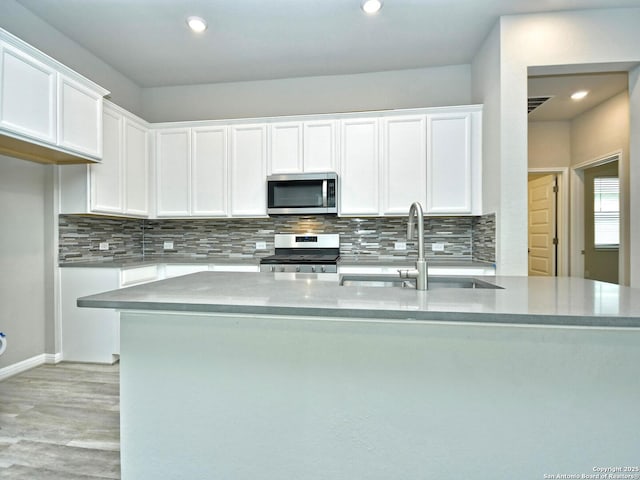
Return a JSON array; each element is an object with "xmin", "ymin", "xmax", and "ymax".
[
  {"xmin": 321, "ymin": 266, "xmax": 326, "ymax": 273},
  {"xmin": 296, "ymin": 266, "xmax": 300, "ymax": 272},
  {"xmin": 270, "ymin": 266, "xmax": 275, "ymax": 272},
  {"xmin": 311, "ymin": 266, "xmax": 316, "ymax": 273}
]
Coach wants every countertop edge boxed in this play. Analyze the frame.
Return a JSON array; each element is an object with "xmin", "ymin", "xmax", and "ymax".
[{"xmin": 76, "ymin": 299, "xmax": 640, "ymax": 329}]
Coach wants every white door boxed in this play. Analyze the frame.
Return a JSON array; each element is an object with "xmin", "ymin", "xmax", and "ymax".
[
  {"xmin": 123, "ymin": 118, "xmax": 149, "ymax": 216},
  {"xmin": 426, "ymin": 112, "xmax": 472, "ymax": 214},
  {"xmin": 192, "ymin": 126, "xmax": 228, "ymax": 216},
  {"xmin": 303, "ymin": 120, "xmax": 337, "ymax": 173},
  {"xmin": 528, "ymin": 174, "xmax": 557, "ymax": 276},
  {"xmin": 381, "ymin": 115, "xmax": 426, "ymax": 215},
  {"xmin": 57, "ymin": 74, "xmax": 103, "ymax": 158},
  {"xmin": 0, "ymin": 43, "xmax": 57, "ymax": 144},
  {"xmin": 90, "ymin": 107, "xmax": 123, "ymax": 213},
  {"xmin": 230, "ymin": 124, "xmax": 267, "ymax": 216},
  {"xmin": 340, "ymin": 118, "xmax": 380, "ymax": 215},
  {"xmin": 156, "ymin": 129, "xmax": 190, "ymax": 216},
  {"xmin": 269, "ymin": 122, "xmax": 303, "ymax": 174}
]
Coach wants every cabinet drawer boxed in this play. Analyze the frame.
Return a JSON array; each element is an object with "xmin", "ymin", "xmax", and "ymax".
[{"xmin": 120, "ymin": 265, "xmax": 158, "ymax": 286}]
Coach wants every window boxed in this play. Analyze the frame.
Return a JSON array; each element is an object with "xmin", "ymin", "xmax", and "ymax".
[{"xmin": 593, "ymin": 176, "xmax": 619, "ymax": 248}]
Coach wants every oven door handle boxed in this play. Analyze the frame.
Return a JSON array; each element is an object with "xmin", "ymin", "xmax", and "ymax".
[{"xmin": 322, "ymin": 180, "xmax": 328, "ymax": 207}]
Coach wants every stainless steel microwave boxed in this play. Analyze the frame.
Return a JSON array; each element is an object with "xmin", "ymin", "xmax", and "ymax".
[{"xmin": 267, "ymin": 172, "xmax": 338, "ymax": 215}]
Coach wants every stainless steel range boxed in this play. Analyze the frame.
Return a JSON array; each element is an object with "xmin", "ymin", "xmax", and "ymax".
[{"xmin": 259, "ymin": 234, "xmax": 340, "ymax": 273}]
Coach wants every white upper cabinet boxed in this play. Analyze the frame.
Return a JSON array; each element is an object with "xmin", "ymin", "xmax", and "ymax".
[
  {"xmin": 192, "ymin": 126, "xmax": 227, "ymax": 216},
  {"xmin": 154, "ymin": 125, "xmax": 228, "ymax": 217},
  {"xmin": 156, "ymin": 129, "xmax": 191, "ymax": 217},
  {"xmin": 426, "ymin": 109, "xmax": 481, "ymax": 215},
  {"xmin": 0, "ymin": 28, "xmax": 108, "ymax": 164},
  {"xmin": 339, "ymin": 118, "xmax": 380, "ymax": 216},
  {"xmin": 381, "ymin": 115, "xmax": 427, "ymax": 215},
  {"xmin": 268, "ymin": 119, "xmax": 337, "ymax": 174},
  {"xmin": 90, "ymin": 107, "xmax": 123, "ymax": 214},
  {"xmin": 230, "ymin": 124, "xmax": 267, "ymax": 216},
  {"xmin": 303, "ymin": 120, "xmax": 337, "ymax": 173},
  {"xmin": 57, "ymin": 74, "xmax": 103, "ymax": 159},
  {"xmin": 269, "ymin": 122, "xmax": 303, "ymax": 174},
  {"xmin": 60, "ymin": 102, "xmax": 150, "ymax": 217},
  {"xmin": 123, "ymin": 118, "xmax": 149, "ymax": 216},
  {"xmin": 0, "ymin": 42, "xmax": 56, "ymax": 144}
]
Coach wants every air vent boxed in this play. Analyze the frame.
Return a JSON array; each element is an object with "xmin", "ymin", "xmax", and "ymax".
[{"xmin": 528, "ymin": 96, "xmax": 553, "ymax": 114}]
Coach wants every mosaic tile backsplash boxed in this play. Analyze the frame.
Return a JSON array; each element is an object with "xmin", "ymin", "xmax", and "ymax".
[{"xmin": 59, "ymin": 214, "xmax": 496, "ymax": 264}]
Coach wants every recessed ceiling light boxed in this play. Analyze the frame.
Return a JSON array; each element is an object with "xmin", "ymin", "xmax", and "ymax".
[
  {"xmin": 187, "ymin": 16, "xmax": 207, "ymax": 33},
  {"xmin": 571, "ymin": 90, "xmax": 589, "ymax": 100},
  {"xmin": 361, "ymin": 0, "xmax": 383, "ymax": 15}
]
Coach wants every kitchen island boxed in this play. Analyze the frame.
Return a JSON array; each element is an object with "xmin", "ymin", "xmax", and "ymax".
[{"xmin": 79, "ymin": 272, "xmax": 640, "ymax": 480}]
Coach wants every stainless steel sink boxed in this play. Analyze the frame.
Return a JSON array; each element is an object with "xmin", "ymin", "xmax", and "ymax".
[{"xmin": 339, "ymin": 274, "xmax": 502, "ymax": 290}]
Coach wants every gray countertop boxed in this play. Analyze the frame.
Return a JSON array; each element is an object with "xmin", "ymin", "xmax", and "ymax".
[
  {"xmin": 59, "ymin": 256, "xmax": 494, "ymax": 270},
  {"xmin": 77, "ymin": 271, "xmax": 640, "ymax": 328}
]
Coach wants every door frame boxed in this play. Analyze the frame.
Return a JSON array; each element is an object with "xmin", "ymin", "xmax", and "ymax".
[
  {"xmin": 570, "ymin": 151, "xmax": 624, "ymax": 281},
  {"xmin": 528, "ymin": 167, "xmax": 569, "ymax": 276}
]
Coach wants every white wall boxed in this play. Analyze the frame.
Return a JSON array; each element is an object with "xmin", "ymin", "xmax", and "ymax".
[
  {"xmin": 141, "ymin": 65, "xmax": 472, "ymax": 122},
  {"xmin": 471, "ymin": 24, "xmax": 503, "ymax": 267},
  {"xmin": 0, "ymin": 0, "xmax": 143, "ymax": 116},
  {"xmin": 570, "ymin": 91, "xmax": 629, "ymax": 166},
  {"xmin": 528, "ymin": 121, "xmax": 571, "ymax": 169},
  {"xmin": 0, "ymin": 156, "xmax": 49, "ymax": 367},
  {"xmin": 475, "ymin": 7, "xmax": 640, "ymax": 278},
  {"xmin": 628, "ymin": 66, "xmax": 640, "ymax": 287}
]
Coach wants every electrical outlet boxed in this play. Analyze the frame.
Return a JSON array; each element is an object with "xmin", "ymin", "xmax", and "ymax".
[
  {"xmin": 255, "ymin": 241, "xmax": 267, "ymax": 250},
  {"xmin": 394, "ymin": 242, "xmax": 407, "ymax": 250},
  {"xmin": 99, "ymin": 242, "xmax": 109, "ymax": 251},
  {"xmin": 432, "ymin": 243, "xmax": 445, "ymax": 252},
  {"xmin": 163, "ymin": 241, "xmax": 174, "ymax": 250}
]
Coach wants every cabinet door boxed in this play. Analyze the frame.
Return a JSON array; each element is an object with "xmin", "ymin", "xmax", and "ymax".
[
  {"xmin": 156, "ymin": 129, "xmax": 190, "ymax": 216},
  {"xmin": 0, "ymin": 43, "xmax": 56, "ymax": 144},
  {"xmin": 90, "ymin": 107, "xmax": 123, "ymax": 213},
  {"xmin": 303, "ymin": 120, "xmax": 337, "ymax": 173},
  {"xmin": 230, "ymin": 124, "xmax": 267, "ymax": 216},
  {"xmin": 124, "ymin": 119, "xmax": 149, "ymax": 216},
  {"xmin": 340, "ymin": 118, "xmax": 379, "ymax": 215},
  {"xmin": 426, "ymin": 112, "xmax": 473, "ymax": 214},
  {"xmin": 381, "ymin": 115, "xmax": 426, "ymax": 215},
  {"xmin": 192, "ymin": 126, "xmax": 227, "ymax": 216},
  {"xmin": 269, "ymin": 122, "xmax": 302, "ymax": 174},
  {"xmin": 57, "ymin": 74, "xmax": 103, "ymax": 158}
]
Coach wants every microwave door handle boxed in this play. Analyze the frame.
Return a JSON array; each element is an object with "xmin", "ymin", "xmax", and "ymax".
[{"xmin": 322, "ymin": 180, "xmax": 328, "ymax": 207}]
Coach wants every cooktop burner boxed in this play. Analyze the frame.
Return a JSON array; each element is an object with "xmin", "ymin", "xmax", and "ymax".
[{"xmin": 259, "ymin": 233, "xmax": 340, "ymax": 273}]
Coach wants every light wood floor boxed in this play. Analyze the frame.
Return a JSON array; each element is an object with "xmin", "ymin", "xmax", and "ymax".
[{"xmin": 0, "ymin": 362, "xmax": 120, "ymax": 479}]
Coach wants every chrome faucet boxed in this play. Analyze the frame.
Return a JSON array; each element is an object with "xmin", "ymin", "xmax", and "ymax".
[{"xmin": 398, "ymin": 202, "xmax": 428, "ymax": 290}]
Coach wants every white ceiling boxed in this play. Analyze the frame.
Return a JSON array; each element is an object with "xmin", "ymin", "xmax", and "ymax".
[
  {"xmin": 14, "ymin": 0, "xmax": 640, "ymax": 88},
  {"xmin": 528, "ymin": 72, "xmax": 629, "ymax": 121}
]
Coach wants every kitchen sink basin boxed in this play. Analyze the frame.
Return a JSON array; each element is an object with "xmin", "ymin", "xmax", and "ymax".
[{"xmin": 339, "ymin": 275, "xmax": 502, "ymax": 290}]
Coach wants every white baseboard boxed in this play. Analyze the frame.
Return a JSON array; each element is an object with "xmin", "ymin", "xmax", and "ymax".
[
  {"xmin": 0, "ymin": 354, "xmax": 47, "ymax": 381},
  {"xmin": 44, "ymin": 352, "xmax": 63, "ymax": 364}
]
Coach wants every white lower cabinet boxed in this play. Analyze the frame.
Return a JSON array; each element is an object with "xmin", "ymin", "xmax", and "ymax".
[
  {"xmin": 61, "ymin": 266, "xmax": 159, "ymax": 363},
  {"xmin": 162, "ymin": 264, "xmax": 210, "ymax": 278}
]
